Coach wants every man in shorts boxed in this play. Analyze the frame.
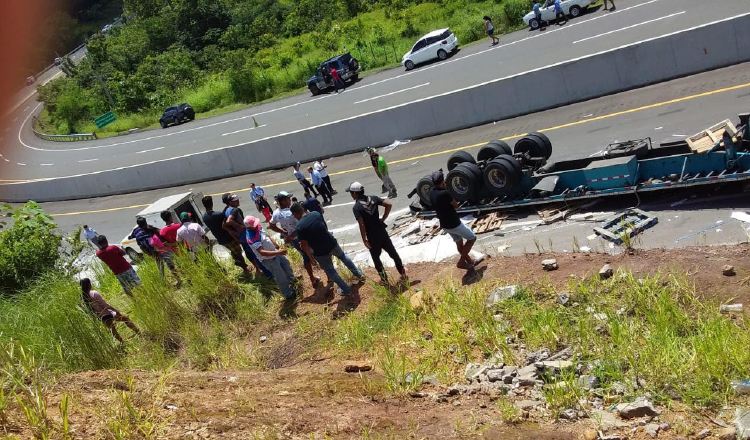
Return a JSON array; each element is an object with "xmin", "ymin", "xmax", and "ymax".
[
  {"xmin": 95, "ymin": 235, "xmax": 141, "ymax": 295},
  {"xmin": 429, "ymin": 170, "xmax": 481, "ymax": 271},
  {"xmin": 80, "ymin": 278, "xmax": 140, "ymax": 343}
]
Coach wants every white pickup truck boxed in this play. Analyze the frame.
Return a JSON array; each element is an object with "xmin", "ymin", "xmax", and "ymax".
[
  {"xmin": 523, "ymin": 0, "xmax": 593, "ymax": 29},
  {"xmin": 120, "ymin": 191, "xmax": 211, "ymax": 260}
]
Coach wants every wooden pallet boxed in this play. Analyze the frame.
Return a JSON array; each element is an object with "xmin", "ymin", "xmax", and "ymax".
[
  {"xmin": 686, "ymin": 119, "xmax": 738, "ymax": 153},
  {"xmin": 470, "ymin": 212, "xmax": 507, "ymax": 234}
]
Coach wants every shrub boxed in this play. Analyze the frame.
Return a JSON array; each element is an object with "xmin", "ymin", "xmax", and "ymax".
[
  {"xmin": 228, "ymin": 62, "xmax": 274, "ymax": 103},
  {"xmin": 503, "ymin": 0, "xmax": 531, "ymax": 26},
  {"xmin": 183, "ymin": 75, "xmax": 234, "ymax": 113}
]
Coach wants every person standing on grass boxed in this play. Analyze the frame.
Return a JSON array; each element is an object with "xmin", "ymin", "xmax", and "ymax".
[
  {"xmin": 293, "ymin": 162, "xmax": 318, "ymax": 198},
  {"xmin": 309, "ymin": 166, "xmax": 332, "ymax": 204},
  {"xmin": 95, "ymin": 236, "xmax": 141, "ymax": 295},
  {"xmin": 244, "ymin": 215, "xmax": 297, "ymax": 300},
  {"xmin": 367, "ymin": 148, "xmax": 397, "ymax": 198},
  {"xmin": 429, "ymin": 170, "xmax": 482, "ymax": 272},
  {"xmin": 314, "ymin": 160, "xmax": 336, "ymax": 195},
  {"xmin": 269, "ymin": 191, "xmax": 323, "ymax": 288},
  {"xmin": 292, "ymin": 203, "xmax": 365, "ymax": 296},
  {"xmin": 483, "ymin": 16, "xmax": 500, "ymax": 46},
  {"xmin": 554, "ymin": 0, "xmax": 566, "ymax": 24},
  {"xmin": 603, "ymin": 0, "xmax": 615, "ymax": 11},
  {"xmin": 176, "ymin": 212, "xmax": 209, "ymax": 254},
  {"xmin": 221, "ymin": 193, "xmax": 274, "ymax": 279},
  {"xmin": 249, "ymin": 183, "xmax": 273, "ymax": 223},
  {"xmin": 80, "ymin": 278, "xmax": 140, "ymax": 343},
  {"xmin": 348, "ymin": 182, "xmax": 407, "ymax": 286},
  {"xmin": 82, "ymin": 225, "xmax": 99, "ymax": 247},
  {"xmin": 202, "ymin": 195, "xmax": 253, "ymax": 276},
  {"xmin": 330, "ymin": 66, "xmax": 345, "ymax": 93},
  {"xmin": 157, "ymin": 211, "xmax": 182, "ymax": 281}
]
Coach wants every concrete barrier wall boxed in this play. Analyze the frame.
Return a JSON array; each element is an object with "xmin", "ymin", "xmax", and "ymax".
[{"xmin": 3, "ymin": 13, "xmax": 750, "ymax": 202}]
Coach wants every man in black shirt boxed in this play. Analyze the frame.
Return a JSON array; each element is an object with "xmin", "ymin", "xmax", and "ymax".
[
  {"xmin": 348, "ymin": 182, "xmax": 406, "ymax": 285},
  {"xmin": 429, "ymin": 170, "xmax": 479, "ymax": 271},
  {"xmin": 292, "ymin": 203, "xmax": 364, "ymax": 295},
  {"xmin": 201, "ymin": 195, "xmax": 251, "ymax": 276}
]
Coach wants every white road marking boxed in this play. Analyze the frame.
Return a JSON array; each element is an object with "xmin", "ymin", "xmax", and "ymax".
[
  {"xmin": 354, "ymin": 83, "xmax": 430, "ymax": 104},
  {"xmin": 655, "ymin": 126, "xmax": 663, "ymax": 130},
  {"xmin": 582, "ymin": 113, "xmax": 594, "ymax": 118},
  {"xmin": 252, "ymin": 95, "xmax": 333, "ymax": 117},
  {"xmin": 16, "ymin": 162, "xmax": 26, "ymax": 166},
  {"xmin": 2, "ymin": 158, "xmax": 9, "ymax": 162},
  {"xmin": 573, "ymin": 11, "xmax": 686, "ymax": 44},
  {"xmin": 77, "ymin": 158, "xmax": 99, "ymax": 163},
  {"xmin": 7, "ymin": 11, "xmax": 748, "ymax": 184},
  {"xmin": 221, "ymin": 124, "xmax": 268, "ymax": 137},
  {"xmin": 40, "ymin": 163, "xmax": 54, "ymax": 166},
  {"xmin": 672, "ymin": 134, "xmax": 688, "ymax": 137},
  {"xmin": 135, "ymin": 147, "xmax": 165, "ymax": 154},
  {"xmin": 325, "ymin": 201, "xmax": 355, "ymax": 209}
]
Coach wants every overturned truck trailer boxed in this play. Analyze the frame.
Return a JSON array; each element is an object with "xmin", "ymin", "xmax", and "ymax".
[{"xmin": 413, "ymin": 113, "xmax": 750, "ymax": 218}]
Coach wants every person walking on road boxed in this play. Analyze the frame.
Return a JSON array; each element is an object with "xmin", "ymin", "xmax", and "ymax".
[
  {"xmin": 330, "ymin": 66, "xmax": 345, "ymax": 93},
  {"xmin": 176, "ymin": 212, "xmax": 209, "ymax": 254},
  {"xmin": 348, "ymin": 182, "xmax": 407, "ymax": 286},
  {"xmin": 249, "ymin": 183, "xmax": 273, "ymax": 223},
  {"xmin": 554, "ymin": 0, "xmax": 566, "ymax": 24},
  {"xmin": 202, "ymin": 195, "xmax": 253, "ymax": 276},
  {"xmin": 293, "ymin": 162, "xmax": 318, "ymax": 198},
  {"xmin": 269, "ymin": 191, "xmax": 323, "ymax": 288},
  {"xmin": 292, "ymin": 203, "xmax": 365, "ymax": 296},
  {"xmin": 309, "ymin": 166, "xmax": 332, "ymax": 204},
  {"xmin": 603, "ymin": 0, "xmax": 615, "ymax": 11},
  {"xmin": 429, "ymin": 170, "xmax": 482, "ymax": 272},
  {"xmin": 80, "ymin": 278, "xmax": 140, "ymax": 343},
  {"xmin": 483, "ymin": 16, "xmax": 500, "ymax": 46},
  {"xmin": 367, "ymin": 148, "xmax": 397, "ymax": 198},
  {"xmin": 314, "ymin": 160, "xmax": 336, "ymax": 195},
  {"xmin": 221, "ymin": 193, "xmax": 274, "ymax": 279},
  {"xmin": 95, "ymin": 235, "xmax": 141, "ymax": 295},
  {"xmin": 244, "ymin": 215, "xmax": 298, "ymax": 300},
  {"xmin": 82, "ymin": 225, "xmax": 99, "ymax": 247}
]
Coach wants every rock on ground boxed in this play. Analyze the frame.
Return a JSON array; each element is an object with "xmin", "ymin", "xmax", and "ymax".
[
  {"xmin": 599, "ymin": 264, "xmax": 614, "ymax": 279},
  {"xmin": 737, "ymin": 407, "xmax": 750, "ymax": 439},
  {"xmin": 615, "ymin": 396, "xmax": 658, "ymax": 419}
]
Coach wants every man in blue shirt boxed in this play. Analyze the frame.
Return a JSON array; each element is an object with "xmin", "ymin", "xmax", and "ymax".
[
  {"xmin": 533, "ymin": 2, "xmax": 544, "ymax": 30},
  {"xmin": 308, "ymin": 166, "xmax": 332, "ymax": 204},
  {"xmin": 554, "ymin": 0, "xmax": 566, "ymax": 24},
  {"xmin": 221, "ymin": 193, "xmax": 273, "ymax": 279}
]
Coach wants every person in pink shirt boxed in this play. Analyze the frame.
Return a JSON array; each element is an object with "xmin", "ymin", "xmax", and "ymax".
[{"xmin": 80, "ymin": 278, "xmax": 139, "ymax": 343}]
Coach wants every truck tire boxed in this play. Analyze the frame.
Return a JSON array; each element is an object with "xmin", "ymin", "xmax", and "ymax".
[
  {"xmin": 483, "ymin": 156, "xmax": 520, "ymax": 197},
  {"xmin": 528, "ymin": 132, "xmax": 552, "ymax": 159},
  {"xmin": 514, "ymin": 135, "xmax": 547, "ymax": 159},
  {"xmin": 416, "ymin": 175, "xmax": 434, "ymax": 207},
  {"xmin": 477, "ymin": 140, "xmax": 512, "ymax": 161},
  {"xmin": 447, "ymin": 150, "xmax": 476, "ymax": 171},
  {"xmin": 446, "ymin": 162, "xmax": 481, "ymax": 202}
]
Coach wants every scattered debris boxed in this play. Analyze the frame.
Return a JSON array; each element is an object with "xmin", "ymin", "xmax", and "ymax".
[
  {"xmin": 559, "ymin": 408, "xmax": 578, "ymax": 420},
  {"xmin": 723, "ymin": 265, "xmax": 737, "ymax": 276},
  {"xmin": 644, "ymin": 422, "xmax": 660, "ymax": 438},
  {"xmin": 696, "ymin": 428, "xmax": 711, "ymax": 439},
  {"xmin": 344, "ymin": 364, "xmax": 372, "ymax": 373},
  {"xmin": 721, "ymin": 303, "xmax": 744, "ymax": 313},
  {"xmin": 409, "ymin": 291, "xmax": 424, "ymax": 312},
  {"xmin": 557, "ymin": 292, "xmax": 570, "ymax": 306},
  {"xmin": 732, "ymin": 211, "xmax": 750, "ymax": 224},
  {"xmin": 719, "ymin": 427, "xmax": 737, "ymax": 440},
  {"xmin": 470, "ymin": 211, "xmax": 507, "ymax": 234},
  {"xmin": 577, "ymin": 375, "xmax": 600, "ymax": 390},
  {"xmin": 599, "ymin": 264, "xmax": 614, "ymax": 279},
  {"xmin": 535, "ymin": 360, "xmax": 573, "ymax": 372},
  {"xmin": 737, "ymin": 407, "xmax": 750, "ymax": 439},
  {"xmin": 541, "ymin": 258, "xmax": 558, "ymax": 271},
  {"xmin": 615, "ymin": 396, "xmax": 658, "ymax": 419},
  {"xmin": 732, "ymin": 380, "xmax": 750, "ymax": 395},
  {"xmin": 259, "ymin": 335, "xmax": 268, "ymax": 343},
  {"xmin": 485, "ymin": 285, "xmax": 518, "ymax": 307},
  {"xmin": 379, "ymin": 139, "xmax": 411, "ymax": 153},
  {"xmin": 164, "ymin": 403, "xmax": 178, "ymax": 411},
  {"xmin": 537, "ymin": 202, "xmax": 588, "ymax": 225},
  {"xmin": 686, "ymin": 119, "xmax": 737, "ymax": 153},
  {"xmin": 594, "ymin": 209, "xmax": 658, "ymax": 244}
]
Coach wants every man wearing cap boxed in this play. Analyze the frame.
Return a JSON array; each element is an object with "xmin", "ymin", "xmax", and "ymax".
[
  {"xmin": 176, "ymin": 212, "xmax": 209, "ymax": 254},
  {"xmin": 249, "ymin": 183, "xmax": 272, "ymax": 223},
  {"xmin": 222, "ymin": 193, "xmax": 274, "ymax": 279},
  {"xmin": 244, "ymin": 215, "xmax": 297, "ymax": 300},
  {"xmin": 269, "ymin": 191, "xmax": 323, "ymax": 288},
  {"xmin": 429, "ymin": 170, "xmax": 481, "ymax": 271},
  {"xmin": 367, "ymin": 148, "xmax": 397, "ymax": 198},
  {"xmin": 293, "ymin": 162, "xmax": 318, "ymax": 198},
  {"xmin": 348, "ymin": 182, "xmax": 407, "ymax": 286},
  {"xmin": 202, "ymin": 195, "xmax": 252, "ymax": 276},
  {"xmin": 292, "ymin": 202, "xmax": 364, "ymax": 295}
]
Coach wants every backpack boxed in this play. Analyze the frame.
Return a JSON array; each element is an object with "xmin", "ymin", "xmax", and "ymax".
[{"xmin": 133, "ymin": 227, "xmax": 157, "ymax": 255}]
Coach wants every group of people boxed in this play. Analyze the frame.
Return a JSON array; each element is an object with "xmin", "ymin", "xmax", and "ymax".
[{"xmin": 292, "ymin": 160, "xmax": 337, "ymax": 204}]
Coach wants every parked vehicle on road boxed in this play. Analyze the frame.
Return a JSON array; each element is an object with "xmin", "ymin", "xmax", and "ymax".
[
  {"xmin": 402, "ymin": 28, "xmax": 459, "ymax": 71},
  {"xmin": 307, "ymin": 53, "xmax": 361, "ymax": 96},
  {"xmin": 159, "ymin": 103, "xmax": 195, "ymax": 128},
  {"xmin": 523, "ymin": 0, "xmax": 593, "ymax": 29},
  {"xmin": 120, "ymin": 191, "xmax": 212, "ymax": 260}
]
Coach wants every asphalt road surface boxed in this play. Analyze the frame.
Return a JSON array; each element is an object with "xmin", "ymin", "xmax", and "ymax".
[
  {"xmin": 40, "ymin": 63, "xmax": 750, "ymax": 261},
  {"xmin": 2, "ymin": 0, "xmax": 748, "ymax": 183}
]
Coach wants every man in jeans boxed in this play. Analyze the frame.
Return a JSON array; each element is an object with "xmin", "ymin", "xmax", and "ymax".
[
  {"xmin": 348, "ymin": 181, "xmax": 407, "ymax": 286},
  {"xmin": 429, "ymin": 170, "xmax": 482, "ymax": 271},
  {"xmin": 308, "ymin": 166, "xmax": 332, "ymax": 204},
  {"xmin": 292, "ymin": 203, "xmax": 364, "ymax": 295},
  {"xmin": 367, "ymin": 148, "xmax": 397, "ymax": 198},
  {"xmin": 202, "ymin": 195, "xmax": 252, "ymax": 276},
  {"xmin": 95, "ymin": 235, "xmax": 141, "ymax": 295},
  {"xmin": 269, "ymin": 191, "xmax": 322, "ymax": 288},
  {"xmin": 222, "ymin": 193, "xmax": 273, "ymax": 279}
]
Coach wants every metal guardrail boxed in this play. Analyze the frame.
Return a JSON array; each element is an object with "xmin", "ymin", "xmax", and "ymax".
[{"xmin": 31, "ymin": 117, "xmax": 97, "ymax": 142}]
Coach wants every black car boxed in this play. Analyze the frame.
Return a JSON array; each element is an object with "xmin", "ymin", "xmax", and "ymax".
[
  {"xmin": 159, "ymin": 103, "xmax": 195, "ymax": 128},
  {"xmin": 307, "ymin": 53, "xmax": 360, "ymax": 96}
]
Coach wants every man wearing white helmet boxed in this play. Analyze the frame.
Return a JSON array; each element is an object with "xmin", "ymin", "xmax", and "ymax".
[{"xmin": 348, "ymin": 181, "xmax": 407, "ymax": 286}]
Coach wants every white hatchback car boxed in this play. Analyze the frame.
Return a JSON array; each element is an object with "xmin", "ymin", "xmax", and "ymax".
[
  {"xmin": 523, "ymin": 0, "xmax": 593, "ymax": 29},
  {"xmin": 402, "ymin": 28, "xmax": 459, "ymax": 71}
]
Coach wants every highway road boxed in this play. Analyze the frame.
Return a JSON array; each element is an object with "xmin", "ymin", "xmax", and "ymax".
[
  {"xmin": 1, "ymin": 0, "xmax": 748, "ymax": 184},
  {"xmin": 40, "ymin": 63, "xmax": 750, "ymax": 261}
]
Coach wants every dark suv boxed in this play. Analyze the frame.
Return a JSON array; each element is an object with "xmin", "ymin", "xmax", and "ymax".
[
  {"xmin": 307, "ymin": 53, "xmax": 360, "ymax": 96},
  {"xmin": 159, "ymin": 103, "xmax": 195, "ymax": 128}
]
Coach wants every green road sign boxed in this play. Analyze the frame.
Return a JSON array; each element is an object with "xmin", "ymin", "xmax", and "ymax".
[{"xmin": 94, "ymin": 111, "xmax": 116, "ymax": 129}]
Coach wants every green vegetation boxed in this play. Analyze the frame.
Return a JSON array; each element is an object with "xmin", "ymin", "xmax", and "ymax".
[{"xmin": 37, "ymin": 0, "xmax": 531, "ymax": 135}]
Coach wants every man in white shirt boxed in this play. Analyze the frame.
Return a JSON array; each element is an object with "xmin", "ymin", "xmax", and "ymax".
[
  {"xmin": 269, "ymin": 191, "xmax": 322, "ymax": 287},
  {"xmin": 82, "ymin": 225, "xmax": 99, "ymax": 247},
  {"xmin": 308, "ymin": 166, "xmax": 332, "ymax": 204},
  {"xmin": 313, "ymin": 160, "xmax": 336, "ymax": 195},
  {"xmin": 176, "ymin": 212, "xmax": 208, "ymax": 253}
]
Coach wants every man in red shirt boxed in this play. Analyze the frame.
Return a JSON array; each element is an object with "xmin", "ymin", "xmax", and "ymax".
[
  {"xmin": 158, "ymin": 211, "xmax": 181, "ymax": 280},
  {"xmin": 95, "ymin": 235, "xmax": 141, "ymax": 295},
  {"xmin": 330, "ymin": 66, "xmax": 345, "ymax": 93}
]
